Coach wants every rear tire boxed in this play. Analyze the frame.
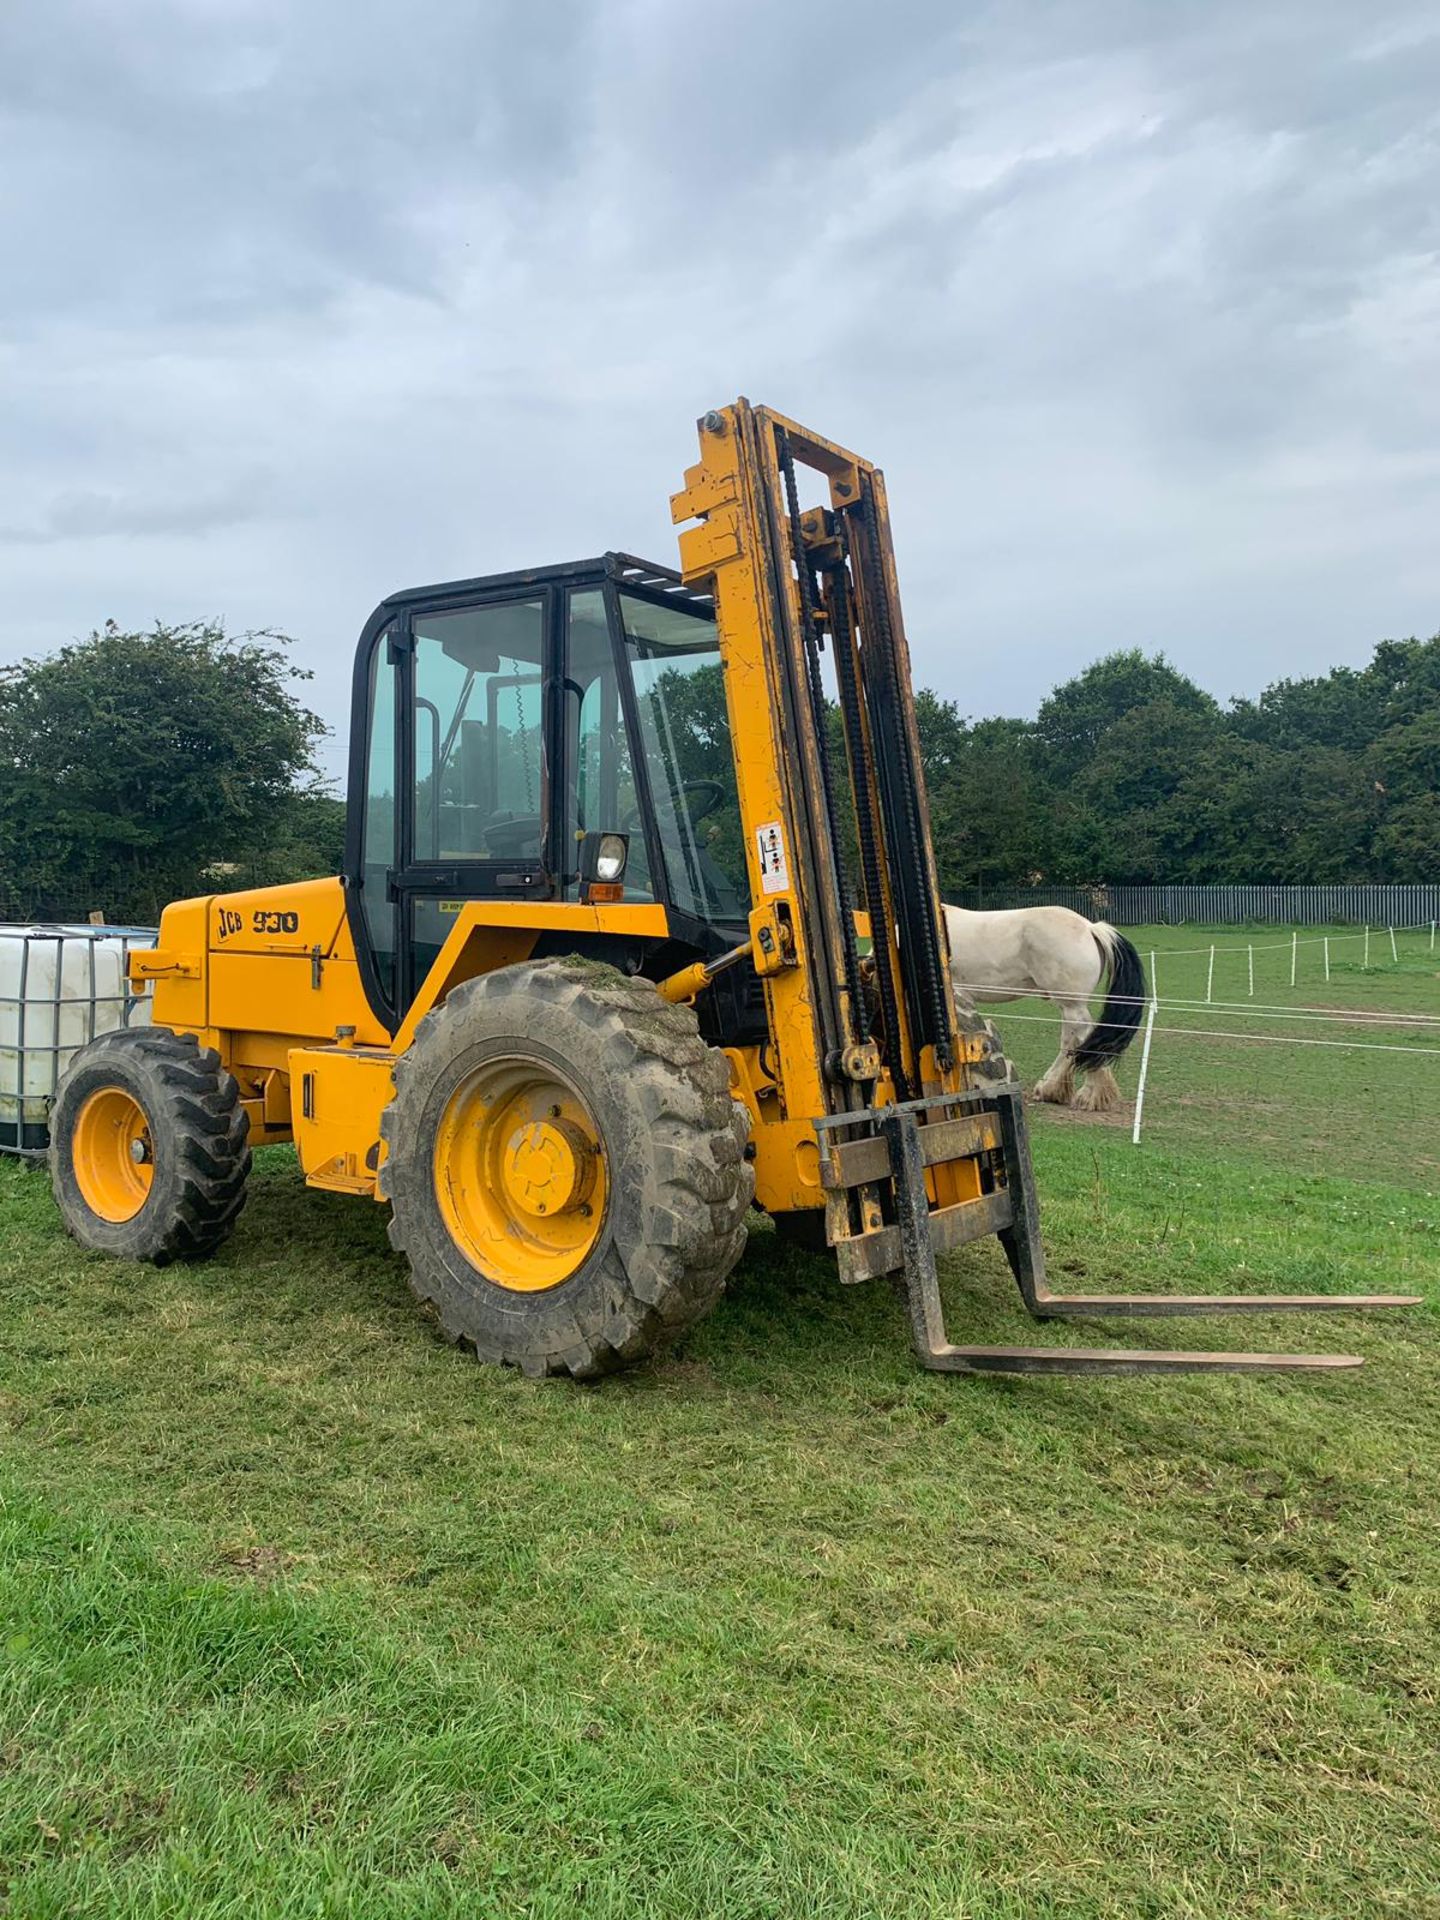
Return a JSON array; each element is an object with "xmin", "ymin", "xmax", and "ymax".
[
  {"xmin": 49, "ymin": 1027, "xmax": 251, "ymax": 1263},
  {"xmin": 381, "ymin": 958, "xmax": 753, "ymax": 1379}
]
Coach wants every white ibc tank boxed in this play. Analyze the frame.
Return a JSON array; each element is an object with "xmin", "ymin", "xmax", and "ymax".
[{"xmin": 0, "ymin": 925, "xmax": 157, "ymax": 1154}]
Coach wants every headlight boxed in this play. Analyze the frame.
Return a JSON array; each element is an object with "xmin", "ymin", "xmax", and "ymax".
[
  {"xmin": 579, "ymin": 831, "xmax": 630, "ymax": 898},
  {"xmin": 595, "ymin": 834, "xmax": 628, "ymax": 883}
]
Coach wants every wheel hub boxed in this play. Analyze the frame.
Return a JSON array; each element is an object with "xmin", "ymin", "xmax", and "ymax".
[
  {"xmin": 433, "ymin": 1056, "xmax": 609, "ymax": 1292},
  {"xmin": 72, "ymin": 1086, "xmax": 154, "ymax": 1223},
  {"xmin": 501, "ymin": 1118, "xmax": 594, "ymax": 1218}
]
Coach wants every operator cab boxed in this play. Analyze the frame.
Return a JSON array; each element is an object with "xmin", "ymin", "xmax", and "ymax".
[{"xmin": 345, "ymin": 554, "xmax": 750, "ymax": 1029}]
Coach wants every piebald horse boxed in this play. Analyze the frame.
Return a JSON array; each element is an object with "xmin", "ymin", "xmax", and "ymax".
[{"xmin": 943, "ymin": 904, "xmax": 1147, "ymax": 1112}]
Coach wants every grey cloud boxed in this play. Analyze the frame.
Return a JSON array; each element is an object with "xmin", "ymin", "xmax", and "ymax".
[
  {"xmin": 0, "ymin": 470, "xmax": 273, "ymax": 544},
  {"xmin": 1, "ymin": 0, "xmax": 1436, "ymax": 777}
]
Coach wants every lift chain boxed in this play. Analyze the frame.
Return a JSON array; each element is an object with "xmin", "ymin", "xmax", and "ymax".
[
  {"xmin": 776, "ymin": 427, "xmax": 868, "ymax": 1061},
  {"xmin": 828, "ymin": 551, "xmax": 915, "ymax": 1086},
  {"xmin": 853, "ymin": 476, "xmax": 954, "ymax": 1070}
]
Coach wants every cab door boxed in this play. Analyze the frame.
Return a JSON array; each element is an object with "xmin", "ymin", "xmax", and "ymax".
[
  {"xmin": 348, "ymin": 589, "xmax": 557, "ymax": 1029},
  {"xmin": 396, "ymin": 591, "xmax": 553, "ymax": 1010}
]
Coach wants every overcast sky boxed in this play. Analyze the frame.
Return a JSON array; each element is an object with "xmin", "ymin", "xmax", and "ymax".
[{"xmin": 3, "ymin": 0, "xmax": 1437, "ymax": 779}]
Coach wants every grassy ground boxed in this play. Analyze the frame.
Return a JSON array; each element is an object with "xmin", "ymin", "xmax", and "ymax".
[
  {"xmin": 1, "ymin": 928, "xmax": 1437, "ymax": 1917},
  {"xmin": 1000, "ymin": 921, "xmax": 1440, "ymax": 1187}
]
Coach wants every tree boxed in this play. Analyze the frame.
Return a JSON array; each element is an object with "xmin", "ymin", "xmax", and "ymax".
[
  {"xmin": 1229, "ymin": 666, "xmax": 1385, "ymax": 754},
  {"xmin": 925, "ymin": 709, "xmax": 1049, "ymax": 896},
  {"xmin": 925, "ymin": 633, "xmax": 1438, "ymax": 890},
  {"xmin": 0, "ymin": 620, "xmax": 333, "ymax": 922},
  {"xmin": 1230, "ymin": 635, "xmax": 1440, "ymax": 752},
  {"xmin": 1372, "ymin": 794, "xmax": 1440, "ymax": 881},
  {"xmin": 235, "ymin": 790, "xmax": 348, "ymax": 891},
  {"xmin": 1035, "ymin": 650, "xmax": 1218, "ymax": 786},
  {"xmin": 1062, "ymin": 697, "xmax": 1225, "ymax": 882},
  {"xmin": 1171, "ymin": 739, "xmax": 1377, "ymax": 882},
  {"xmin": 1370, "ymin": 709, "xmax": 1440, "ymax": 806}
]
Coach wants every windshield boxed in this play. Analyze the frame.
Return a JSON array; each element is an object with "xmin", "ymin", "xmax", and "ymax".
[{"xmin": 618, "ymin": 593, "xmax": 748, "ymax": 923}]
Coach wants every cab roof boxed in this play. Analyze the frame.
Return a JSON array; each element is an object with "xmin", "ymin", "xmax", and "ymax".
[{"xmin": 378, "ymin": 551, "xmax": 715, "ymax": 618}]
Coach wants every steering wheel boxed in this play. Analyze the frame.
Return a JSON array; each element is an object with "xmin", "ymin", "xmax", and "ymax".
[
  {"xmin": 479, "ymin": 812, "xmax": 544, "ymax": 858},
  {"xmin": 623, "ymin": 779, "xmax": 728, "ymax": 832}
]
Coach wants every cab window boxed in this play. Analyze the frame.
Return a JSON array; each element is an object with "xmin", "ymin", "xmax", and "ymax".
[
  {"xmin": 619, "ymin": 593, "xmax": 747, "ymax": 923},
  {"xmin": 412, "ymin": 599, "xmax": 546, "ymax": 864},
  {"xmin": 563, "ymin": 590, "xmax": 653, "ymax": 900},
  {"xmin": 359, "ymin": 626, "xmax": 398, "ymax": 1004}
]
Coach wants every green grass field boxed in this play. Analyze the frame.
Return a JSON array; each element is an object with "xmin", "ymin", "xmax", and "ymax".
[
  {"xmin": 1, "ymin": 925, "xmax": 1437, "ymax": 1917},
  {"xmin": 1001, "ymin": 921, "xmax": 1440, "ymax": 1187}
]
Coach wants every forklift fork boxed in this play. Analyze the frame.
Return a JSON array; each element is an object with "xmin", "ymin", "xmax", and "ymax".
[{"xmin": 826, "ymin": 1089, "xmax": 1419, "ymax": 1378}]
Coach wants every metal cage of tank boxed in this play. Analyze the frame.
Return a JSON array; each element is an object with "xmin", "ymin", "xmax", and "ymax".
[{"xmin": 0, "ymin": 925, "xmax": 158, "ymax": 1156}]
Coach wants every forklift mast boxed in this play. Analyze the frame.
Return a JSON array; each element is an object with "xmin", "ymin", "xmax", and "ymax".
[{"xmin": 671, "ymin": 403, "xmax": 956, "ymax": 1129}]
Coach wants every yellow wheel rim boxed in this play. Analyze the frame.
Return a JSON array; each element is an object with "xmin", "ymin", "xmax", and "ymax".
[
  {"xmin": 433, "ymin": 1056, "xmax": 608, "ymax": 1292},
  {"xmin": 72, "ymin": 1086, "xmax": 154, "ymax": 1224}
]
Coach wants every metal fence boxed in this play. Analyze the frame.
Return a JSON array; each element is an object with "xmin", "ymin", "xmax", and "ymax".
[{"xmin": 948, "ymin": 883, "xmax": 1440, "ymax": 927}]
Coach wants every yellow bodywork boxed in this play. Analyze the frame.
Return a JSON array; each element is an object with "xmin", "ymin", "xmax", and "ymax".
[
  {"xmin": 132, "ymin": 880, "xmax": 679, "ymax": 1197},
  {"xmin": 668, "ymin": 403, "xmax": 987, "ymax": 1226},
  {"xmin": 132, "ymin": 872, "xmax": 841, "ymax": 1213}
]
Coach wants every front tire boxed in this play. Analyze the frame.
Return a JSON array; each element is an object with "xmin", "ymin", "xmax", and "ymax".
[
  {"xmin": 381, "ymin": 958, "xmax": 753, "ymax": 1379},
  {"xmin": 49, "ymin": 1028, "xmax": 251, "ymax": 1263}
]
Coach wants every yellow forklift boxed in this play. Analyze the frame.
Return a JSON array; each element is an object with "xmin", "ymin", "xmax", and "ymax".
[{"xmin": 48, "ymin": 403, "xmax": 1414, "ymax": 1376}]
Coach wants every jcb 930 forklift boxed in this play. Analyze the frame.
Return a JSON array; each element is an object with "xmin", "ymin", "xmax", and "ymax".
[{"xmin": 50, "ymin": 403, "xmax": 1413, "ymax": 1377}]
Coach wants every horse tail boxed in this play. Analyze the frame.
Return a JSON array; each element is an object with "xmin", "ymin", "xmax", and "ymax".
[{"xmin": 1073, "ymin": 924, "xmax": 1146, "ymax": 1069}]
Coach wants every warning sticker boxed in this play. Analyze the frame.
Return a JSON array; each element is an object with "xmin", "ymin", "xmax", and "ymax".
[{"xmin": 755, "ymin": 821, "xmax": 790, "ymax": 896}]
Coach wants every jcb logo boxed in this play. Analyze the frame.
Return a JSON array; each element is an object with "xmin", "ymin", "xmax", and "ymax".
[{"xmin": 216, "ymin": 907, "xmax": 299, "ymax": 940}]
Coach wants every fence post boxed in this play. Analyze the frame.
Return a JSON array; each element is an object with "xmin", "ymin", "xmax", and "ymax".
[
  {"xmin": 1206, "ymin": 944, "xmax": 1215, "ymax": 1004},
  {"xmin": 1324, "ymin": 936, "xmax": 1330, "ymax": 983},
  {"xmin": 1248, "ymin": 944, "xmax": 1254, "ymax": 997},
  {"xmin": 1390, "ymin": 925, "xmax": 1398, "ymax": 965},
  {"xmin": 1131, "ymin": 993, "xmax": 1158, "ymax": 1147}
]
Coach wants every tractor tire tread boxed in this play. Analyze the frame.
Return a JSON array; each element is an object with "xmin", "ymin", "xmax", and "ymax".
[
  {"xmin": 50, "ymin": 1025, "xmax": 251, "ymax": 1264},
  {"xmin": 381, "ymin": 957, "xmax": 752, "ymax": 1380}
]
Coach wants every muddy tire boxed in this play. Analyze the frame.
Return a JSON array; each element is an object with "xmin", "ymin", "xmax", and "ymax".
[
  {"xmin": 381, "ymin": 958, "xmax": 753, "ymax": 1379},
  {"xmin": 49, "ymin": 1027, "xmax": 251, "ymax": 1263}
]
